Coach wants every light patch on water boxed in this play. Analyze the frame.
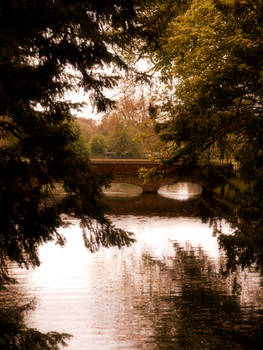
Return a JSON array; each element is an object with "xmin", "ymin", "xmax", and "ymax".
[
  {"xmin": 103, "ymin": 183, "xmax": 143, "ymax": 198},
  {"xmin": 11, "ymin": 216, "xmax": 222, "ymax": 349},
  {"xmin": 9, "ymin": 216, "xmax": 262, "ymax": 350},
  {"xmin": 158, "ymin": 182, "xmax": 202, "ymax": 200}
]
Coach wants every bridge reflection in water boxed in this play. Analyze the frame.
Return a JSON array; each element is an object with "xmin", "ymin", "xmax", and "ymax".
[{"xmin": 103, "ymin": 191, "xmax": 199, "ymax": 217}]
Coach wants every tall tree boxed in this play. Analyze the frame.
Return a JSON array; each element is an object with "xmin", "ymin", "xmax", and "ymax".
[
  {"xmin": 0, "ymin": 0, "xmax": 154, "ymax": 282},
  {"xmin": 89, "ymin": 134, "xmax": 106, "ymax": 156},
  {"xmin": 98, "ymin": 94, "xmax": 162, "ymax": 157},
  {"xmin": 146, "ymin": 0, "xmax": 263, "ymax": 271}
]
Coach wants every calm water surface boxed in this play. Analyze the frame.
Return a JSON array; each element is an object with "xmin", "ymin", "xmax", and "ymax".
[{"xmin": 11, "ymin": 188, "xmax": 263, "ymax": 349}]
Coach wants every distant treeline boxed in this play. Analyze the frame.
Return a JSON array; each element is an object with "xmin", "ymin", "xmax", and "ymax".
[{"xmin": 76, "ymin": 95, "xmax": 161, "ymax": 159}]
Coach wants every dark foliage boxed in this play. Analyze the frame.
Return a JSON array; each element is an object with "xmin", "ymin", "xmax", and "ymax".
[
  {"xmin": 0, "ymin": 286, "xmax": 71, "ymax": 350},
  {"xmin": 0, "ymin": 0, "xmax": 154, "ymax": 281},
  {"xmin": 145, "ymin": 0, "xmax": 263, "ymax": 272}
]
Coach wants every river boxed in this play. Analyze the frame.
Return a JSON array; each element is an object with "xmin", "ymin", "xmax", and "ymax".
[{"xmin": 10, "ymin": 184, "xmax": 263, "ymax": 349}]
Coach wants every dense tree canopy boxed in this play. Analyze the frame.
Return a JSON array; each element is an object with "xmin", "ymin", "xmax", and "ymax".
[
  {"xmin": 147, "ymin": 0, "xmax": 263, "ymax": 271},
  {"xmin": 0, "ymin": 0, "xmax": 158, "ymax": 283}
]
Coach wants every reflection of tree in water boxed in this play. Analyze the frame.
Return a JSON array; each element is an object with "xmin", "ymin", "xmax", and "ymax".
[
  {"xmin": 135, "ymin": 243, "xmax": 263, "ymax": 350},
  {"xmin": 0, "ymin": 284, "xmax": 71, "ymax": 350}
]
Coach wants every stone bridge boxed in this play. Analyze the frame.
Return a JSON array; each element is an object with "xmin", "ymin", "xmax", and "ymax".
[{"xmin": 90, "ymin": 159, "xmax": 220, "ymax": 193}]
